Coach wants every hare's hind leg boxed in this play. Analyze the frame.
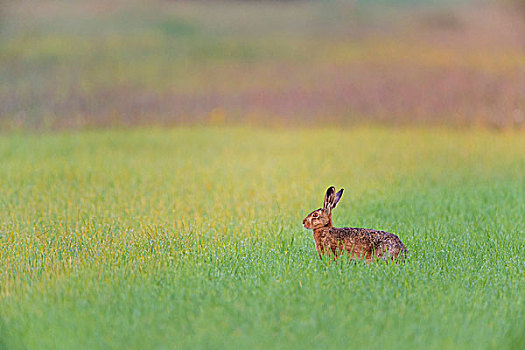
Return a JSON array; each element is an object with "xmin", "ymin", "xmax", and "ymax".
[{"xmin": 388, "ymin": 246, "xmax": 407, "ymax": 264}]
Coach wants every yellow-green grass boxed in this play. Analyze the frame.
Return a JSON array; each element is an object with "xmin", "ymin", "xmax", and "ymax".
[{"xmin": 0, "ymin": 127, "xmax": 523, "ymax": 349}]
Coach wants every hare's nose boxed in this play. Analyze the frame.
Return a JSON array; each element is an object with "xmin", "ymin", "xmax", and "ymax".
[{"xmin": 302, "ymin": 218, "xmax": 307, "ymax": 225}]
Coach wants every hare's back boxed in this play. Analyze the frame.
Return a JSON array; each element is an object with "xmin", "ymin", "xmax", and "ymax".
[{"xmin": 330, "ymin": 227, "xmax": 407, "ymax": 259}]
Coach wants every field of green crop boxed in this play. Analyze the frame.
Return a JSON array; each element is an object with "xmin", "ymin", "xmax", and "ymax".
[
  {"xmin": 0, "ymin": 127, "xmax": 523, "ymax": 349},
  {"xmin": 1, "ymin": 0, "xmax": 524, "ymax": 348}
]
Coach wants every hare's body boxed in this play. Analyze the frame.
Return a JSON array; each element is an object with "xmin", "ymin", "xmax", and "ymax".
[
  {"xmin": 303, "ymin": 186, "xmax": 407, "ymax": 262},
  {"xmin": 313, "ymin": 226, "xmax": 407, "ymax": 261}
]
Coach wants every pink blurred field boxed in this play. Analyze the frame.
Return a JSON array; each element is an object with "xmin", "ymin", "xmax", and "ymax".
[{"xmin": 1, "ymin": 0, "xmax": 524, "ymax": 129}]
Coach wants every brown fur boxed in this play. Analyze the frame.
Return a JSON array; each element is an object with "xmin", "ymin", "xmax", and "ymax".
[{"xmin": 303, "ymin": 186, "xmax": 407, "ymax": 262}]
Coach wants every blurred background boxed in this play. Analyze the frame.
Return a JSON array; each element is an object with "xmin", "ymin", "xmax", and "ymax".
[{"xmin": 1, "ymin": 0, "xmax": 524, "ymax": 130}]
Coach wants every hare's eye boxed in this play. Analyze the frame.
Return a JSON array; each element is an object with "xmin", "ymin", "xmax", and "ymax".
[{"xmin": 312, "ymin": 213, "xmax": 319, "ymax": 218}]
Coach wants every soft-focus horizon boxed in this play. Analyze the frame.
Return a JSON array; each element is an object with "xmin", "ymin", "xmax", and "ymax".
[{"xmin": 2, "ymin": 0, "xmax": 525, "ymax": 130}]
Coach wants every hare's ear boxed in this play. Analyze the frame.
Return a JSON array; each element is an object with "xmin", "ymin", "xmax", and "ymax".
[
  {"xmin": 333, "ymin": 189, "xmax": 344, "ymax": 209},
  {"xmin": 324, "ymin": 186, "xmax": 335, "ymax": 211}
]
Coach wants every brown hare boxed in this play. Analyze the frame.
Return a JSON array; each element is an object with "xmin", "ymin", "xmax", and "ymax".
[{"xmin": 303, "ymin": 186, "xmax": 407, "ymax": 262}]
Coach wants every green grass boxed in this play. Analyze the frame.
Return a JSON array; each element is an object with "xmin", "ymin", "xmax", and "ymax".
[{"xmin": 0, "ymin": 127, "xmax": 523, "ymax": 349}]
